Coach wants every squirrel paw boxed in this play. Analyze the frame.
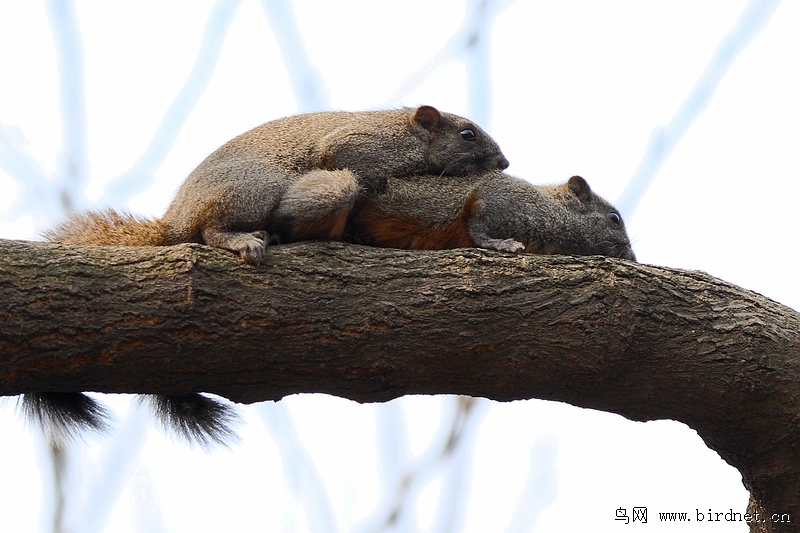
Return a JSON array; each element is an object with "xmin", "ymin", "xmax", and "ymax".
[
  {"xmin": 202, "ymin": 228, "xmax": 269, "ymax": 265},
  {"xmin": 232, "ymin": 231, "xmax": 268, "ymax": 265},
  {"xmin": 480, "ymin": 238, "xmax": 526, "ymax": 253}
]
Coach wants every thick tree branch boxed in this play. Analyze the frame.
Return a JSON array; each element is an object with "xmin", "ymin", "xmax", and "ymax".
[{"xmin": 1, "ymin": 239, "xmax": 798, "ymax": 531}]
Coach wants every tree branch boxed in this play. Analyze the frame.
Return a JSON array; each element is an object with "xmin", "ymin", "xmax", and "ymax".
[{"xmin": 1, "ymin": 239, "xmax": 798, "ymax": 531}]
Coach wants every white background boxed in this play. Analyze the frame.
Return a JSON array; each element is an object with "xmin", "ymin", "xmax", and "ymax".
[{"xmin": 1, "ymin": 1, "xmax": 798, "ymax": 531}]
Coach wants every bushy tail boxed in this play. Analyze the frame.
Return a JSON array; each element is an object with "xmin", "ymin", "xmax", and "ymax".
[
  {"xmin": 34, "ymin": 213, "xmax": 238, "ymax": 447},
  {"xmin": 20, "ymin": 392, "xmax": 239, "ymax": 448},
  {"xmin": 143, "ymin": 393, "xmax": 240, "ymax": 448},
  {"xmin": 45, "ymin": 209, "xmax": 168, "ymax": 246},
  {"xmin": 19, "ymin": 392, "xmax": 111, "ymax": 446}
]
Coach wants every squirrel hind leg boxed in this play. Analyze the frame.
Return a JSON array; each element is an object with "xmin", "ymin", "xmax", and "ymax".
[
  {"xmin": 142, "ymin": 393, "xmax": 240, "ymax": 449},
  {"xmin": 272, "ymin": 169, "xmax": 360, "ymax": 242},
  {"xmin": 201, "ymin": 228, "xmax": 268, "ymax": 265},
  {"xmin": 19, "ymin": 392, "xmax": 111, "ymax": 445}
]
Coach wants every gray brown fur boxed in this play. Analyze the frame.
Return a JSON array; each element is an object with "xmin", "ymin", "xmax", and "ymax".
[
  {"xmin": 46, "ymin": 210, "xmax": 167, "ymax": 246},
  {"xmin": 160, "ymin": 105, "xmax": 508, "ymax": 263},
  {"xmin": 352, "ymin": 171, "xmax": 636, "ymax": 261}
]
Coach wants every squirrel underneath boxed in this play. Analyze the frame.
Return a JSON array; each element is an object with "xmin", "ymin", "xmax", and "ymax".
[
  {"xmin": 24, "ymin": 105, "xmax": 510, "ymax": 447},
  {"xmin": 352, "ymin": 172, "xmax": 635, "ymax": 261}
]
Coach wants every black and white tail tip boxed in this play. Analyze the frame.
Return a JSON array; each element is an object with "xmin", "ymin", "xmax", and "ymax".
[
  {"xmin": 19, "ymin": 391, "xmax": 241, "ymax": 448},
  {"xmin": 19, "ymin": 392, "xmax": 111, "ymax": 447},
  {"xmin": 142, "ymin": 393, "xmax": 241, "ymax": 448}
]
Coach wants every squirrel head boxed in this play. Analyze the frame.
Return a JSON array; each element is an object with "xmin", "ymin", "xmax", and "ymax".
[
  {"xmin": 410, "ymin": 106, "xmax": 510, "ymax": 176},
  {"xmin": 548, "ymin": 175, "xmax": 636, "ymax": 261}
]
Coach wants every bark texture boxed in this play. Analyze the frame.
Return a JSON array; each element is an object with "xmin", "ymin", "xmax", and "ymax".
[{"xmin": 1, "ymin": 239, "xmax": 798, "ymax": 531}]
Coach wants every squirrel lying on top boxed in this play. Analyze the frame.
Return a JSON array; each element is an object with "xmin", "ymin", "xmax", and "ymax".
[
  {"xmin": 50, "ymin": 105, "xmax": 509, "ymax": 264},
  {"xmin": 24, "ymin": 105, "xmax": 510, "ymax": 447}
]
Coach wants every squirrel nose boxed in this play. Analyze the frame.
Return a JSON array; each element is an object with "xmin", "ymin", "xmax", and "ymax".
[{"xmin": 497, "ymin": 155, "xmax": 510, "ymax": 170}]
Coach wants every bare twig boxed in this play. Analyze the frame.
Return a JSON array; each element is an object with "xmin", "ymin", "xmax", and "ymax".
[
  {"xmin": 256, "ymin": 402, "xmax": 338, "ymax": 533},
  {"xmin": 45, "ymin": 0, "xmax": 89, "ymax": 212},
  {"xmin": 101, "ymin": 0, "xmax": 244, "ymax": 203},
  {"xmin": 616, "ymin": 0, "xmax": 782, "ymax": 218},
  {"xmin": 259, "ymin": 0, "xmax": 328, "ymax": 112}
]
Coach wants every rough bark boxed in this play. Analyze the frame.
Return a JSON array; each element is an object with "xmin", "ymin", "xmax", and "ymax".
[{"xmin": 0, "ymin": 238, "xmax": 798, "ymax": 531}]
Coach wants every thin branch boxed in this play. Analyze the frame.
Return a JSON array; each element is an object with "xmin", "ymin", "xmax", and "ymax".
[
  {"xmin": 432, "ymin": 397, "xmax": 490, "ymax": 533},
  {"xmin": 357, "ymin": 397, "xmax": 453, "ymax": 532},
  {"xmin": 616, "ymin": 0, "xmax": 782, "ymax": 218},
  {"xmin": 373, "ymin": 399, "xmax": 410, "ymax": 530},
  {"xmin": 256, "ymin": 402, "xmax": 338, "ymax": 533},
  {"xmin": 45, "ymin": 0, "xmax": 89, "ymax": 212},
  {"xmin": 101, "ymin": 0, "xmax": 244, "ymax": 204},
  {"xmin": 0, "ymin": 127, "xmax": 59, "ymax": 218},
  {"xmin": 260, "ymin": 0, "xmax": 329, "ymax": 112},
  {"xmin": 387, "ymin": 0, "xmax": 515, "ymax": 121},
  {"xmin": 62, "ymin": 401, "xmax": 150, "ymax": 533},
  {"xmin": 463, "ymin": 0, "xmax": 515, "ymax": 128},
  {"xmin": 356, "ymin": 399, "xmax": 515, "ymax": 533},
  {"xmin": 1, "ymin": 1, "xmax": 91, "ymax": 229},
  {"xmin": 504, "ymin": 437, "xmax": 558, "ymax": 533}
]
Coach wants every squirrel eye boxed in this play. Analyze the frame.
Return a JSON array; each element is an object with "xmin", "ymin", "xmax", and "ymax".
[
  {"xmin": 608, "ymin": 212, "xmax": 621, "ymax": 225},
  {"xmin": 460, "ymin": 128, "xmax": 476, "ymax": 141}
]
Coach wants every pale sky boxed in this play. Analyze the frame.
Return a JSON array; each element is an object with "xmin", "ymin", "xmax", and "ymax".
[{"xmin": 1, "ymin": 1, "xmax": 798, "ymax": 531}]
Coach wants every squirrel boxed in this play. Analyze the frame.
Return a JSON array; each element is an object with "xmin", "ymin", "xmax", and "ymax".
[
  {"xmin": 26, "ymin": 105, "xmax": 509, "ymax": 447},
  {"xmin": 49, "ymin": 105, "xmax": 509, "ymax": 263},
  {"xmin": 350, "ymin": 172, "xmax": 636, "ymax": 261}
]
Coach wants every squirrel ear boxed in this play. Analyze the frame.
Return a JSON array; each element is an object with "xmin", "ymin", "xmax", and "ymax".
[
  {"xmin": 412, "ymin": 105, "xmax": 441, "ymax": 131},
  {"xmin": 568, "ymin": 175, "xmax": 591, "ymax": 202}
]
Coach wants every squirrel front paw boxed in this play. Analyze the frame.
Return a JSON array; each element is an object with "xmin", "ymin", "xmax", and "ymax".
[
  {"xmin": 479, "ymin": 237, "xmax": 526, "ymax": 253},
  {"xmin": 201, "ymin": 228, "xmax": 269, "ymax": 264},
  {"xmin": 235, "ymin": 231, "xmax": 268, "ymax": 265}
]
